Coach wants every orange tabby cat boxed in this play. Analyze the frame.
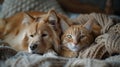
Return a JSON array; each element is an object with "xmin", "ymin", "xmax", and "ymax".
[{"xmin": 60, "ymin": 18, "xmax": 101, "ymax": 58}]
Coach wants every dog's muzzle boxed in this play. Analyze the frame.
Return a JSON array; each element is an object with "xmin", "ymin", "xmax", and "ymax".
[{"xmin": 30, "ymin": 44, "xmax": 38, "ymax": 50}]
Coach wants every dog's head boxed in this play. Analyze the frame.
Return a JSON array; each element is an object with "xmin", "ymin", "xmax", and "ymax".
[{"xmin": 23, "ymin": 10, "xmax": 61, "ymax": 54}]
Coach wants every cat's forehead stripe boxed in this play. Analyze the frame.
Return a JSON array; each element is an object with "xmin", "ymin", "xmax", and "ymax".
[
  {"xmin": 73, "ymin": 26, "xmax": 82, "ymax": 34},
  {"xmin": 65, "ymin": 25, "xmax": 86, "ymax": 36}
]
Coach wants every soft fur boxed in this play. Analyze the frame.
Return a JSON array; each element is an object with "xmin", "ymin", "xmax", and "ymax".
[
  {"xmin": 60, "ymin": 19, "xmax": 101, "ymax": 57},
  {"xmin": 0, "ymin": 9, "xmax": 71, "ymax": 54}
]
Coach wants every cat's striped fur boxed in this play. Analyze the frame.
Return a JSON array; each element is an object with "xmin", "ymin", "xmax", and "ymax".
[
  {"xmin": 60, "ymin": 13, "xmax": 120, "ymax": 58},
  {"xmin": 60, "ymin": 18, "xmax": 101, "ymax": 58}
]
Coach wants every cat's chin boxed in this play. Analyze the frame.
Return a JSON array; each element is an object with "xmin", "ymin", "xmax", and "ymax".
[
  {"xmin": 70, "ymin": 48, "xmax": 79, "ymax": 52},
  {"xmin": 66, "ymin": 44, "xmax": 80, "ymax": 52}
]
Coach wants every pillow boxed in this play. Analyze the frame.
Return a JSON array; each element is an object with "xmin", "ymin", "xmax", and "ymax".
[{"xmin": 0, "ymin": 0, "xmax": 65, "ymax": 18}]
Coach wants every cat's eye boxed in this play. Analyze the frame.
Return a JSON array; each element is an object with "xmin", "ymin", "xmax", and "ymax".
[
  {"xmin": 67, "ymin": 35, "xmax": 72, "ymax": 39},
  {"xmin": 42, "ymin": 34, "xmax": 47, "ymax": 37},
  {"xmin": 30, "ymin": 35, "xmax": 34, "ymax": 37}
]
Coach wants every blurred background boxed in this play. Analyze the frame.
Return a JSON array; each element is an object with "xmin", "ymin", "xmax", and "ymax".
[
  {"xmin": 0, "ymin": 0, "xmax": 120, "ymax": 18},
  {"xmin": 58, "ymin": 0, "xmax": 120, "ymax": 14}
]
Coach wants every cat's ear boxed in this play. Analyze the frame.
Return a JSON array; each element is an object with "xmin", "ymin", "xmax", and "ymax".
[
  {"xmin": 84, "ymin": 18, "xmax": 101, "ymax": 36},
  {"xmin": 83, "ymin": 19, "xmax": 94, "ymax": 31},
  {"xmin": 22, "ymin": 12, "xmax": 35, "ymax": 25},
  {"xmin": 58, "ymin": 14, "xmax": 73, "ymax": 32}
]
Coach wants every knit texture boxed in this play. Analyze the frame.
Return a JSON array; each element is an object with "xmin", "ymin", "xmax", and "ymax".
[
  {"xmin": 0, "ymin": 46, "xmax": 17, "ymax": 60},
  {"xmin": 105, "ymin": 23, "xmax": 120, "ymax": 54},
  {"xmin": 0, "ymin": 0, "xmax": 65, "ymax": 18},
  {"xmin": 74, "ymin": 13, "xmax": 114, "ymax": 33},
  {"xmin": 74, "ymin": 13, "xmax": 120, "ymax": 59},
  {"xmin": 78, "ymin": 34, "xmax": 109, "ymax": 59}
]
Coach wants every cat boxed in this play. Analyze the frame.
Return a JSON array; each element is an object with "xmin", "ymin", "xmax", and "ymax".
[{"xmin": 60, "ymin": 18, "xmax": 101, "ymax": 58}]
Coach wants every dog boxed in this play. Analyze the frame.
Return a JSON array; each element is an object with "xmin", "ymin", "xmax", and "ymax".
[{"xmin": 0, "ymin": 9, "xmax": 72, "ymax": 55}]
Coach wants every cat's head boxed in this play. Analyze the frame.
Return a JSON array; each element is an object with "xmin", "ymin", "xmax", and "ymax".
[{"xmin": 60, "ymin": 19, "xmax": 101, "ymax": 57}]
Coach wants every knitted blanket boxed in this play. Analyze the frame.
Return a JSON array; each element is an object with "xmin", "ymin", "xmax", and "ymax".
[
  {"xmin": 73, "ymin": 13, "xmax": 120, "ymax": 59},
  {"xmin": 0, "ymin": 0, "xmax": 65, "ymax": 18},
  {"xmin": 0, "ymin": 13, "xmax": 120, "ymax": 67},
  {"xmin": 0, "ymin": 51, "xmax": 120, "ymax": 67}
]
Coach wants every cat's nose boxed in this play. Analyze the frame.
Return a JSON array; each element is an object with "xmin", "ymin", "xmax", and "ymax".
[
  {"xmin": 73, "ymin": 41, "xmax": 78, "ymax": 45},
  {"xmin": 30, "ymin": 44, "xmax": 38, "ymax": 50}
]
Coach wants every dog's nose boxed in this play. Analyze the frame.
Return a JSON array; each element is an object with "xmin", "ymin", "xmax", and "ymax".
[{"xmin": 30, "ymin": 44, "xmax": 38, "ymax": 50}]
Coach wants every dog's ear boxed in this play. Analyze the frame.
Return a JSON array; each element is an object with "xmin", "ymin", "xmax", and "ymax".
[
  {"xmin": 47, "ymin": 9, "xmax": 59, "ymax": 26},
  {"xmin": 47, "ymin": 9, "xmax": 73, "ymax": 34},
  {"xmin": 47, "ymin": 9, "xmax": 73, "ymax": 33},
  {"xmin": 22, "ymin": 12, "xmax": 35, "ymax": 25},
  {"xmin": 46, "ymin": 9, "xmax": 62, "ymax": 35}
]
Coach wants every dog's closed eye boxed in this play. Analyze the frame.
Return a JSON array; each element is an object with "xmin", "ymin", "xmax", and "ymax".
[
  {"xmin": 42, "ymin": 34, "xmax": 47, "ymax": 37},
  {"xmin": 30, "ymin": 35, "xmax": 34, "ymax": 37}
]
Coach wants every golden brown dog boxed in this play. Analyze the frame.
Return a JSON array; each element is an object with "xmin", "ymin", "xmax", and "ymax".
[{"xmin": 0, "ymin": 10, "xmax": 72, "ymax": 54}]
